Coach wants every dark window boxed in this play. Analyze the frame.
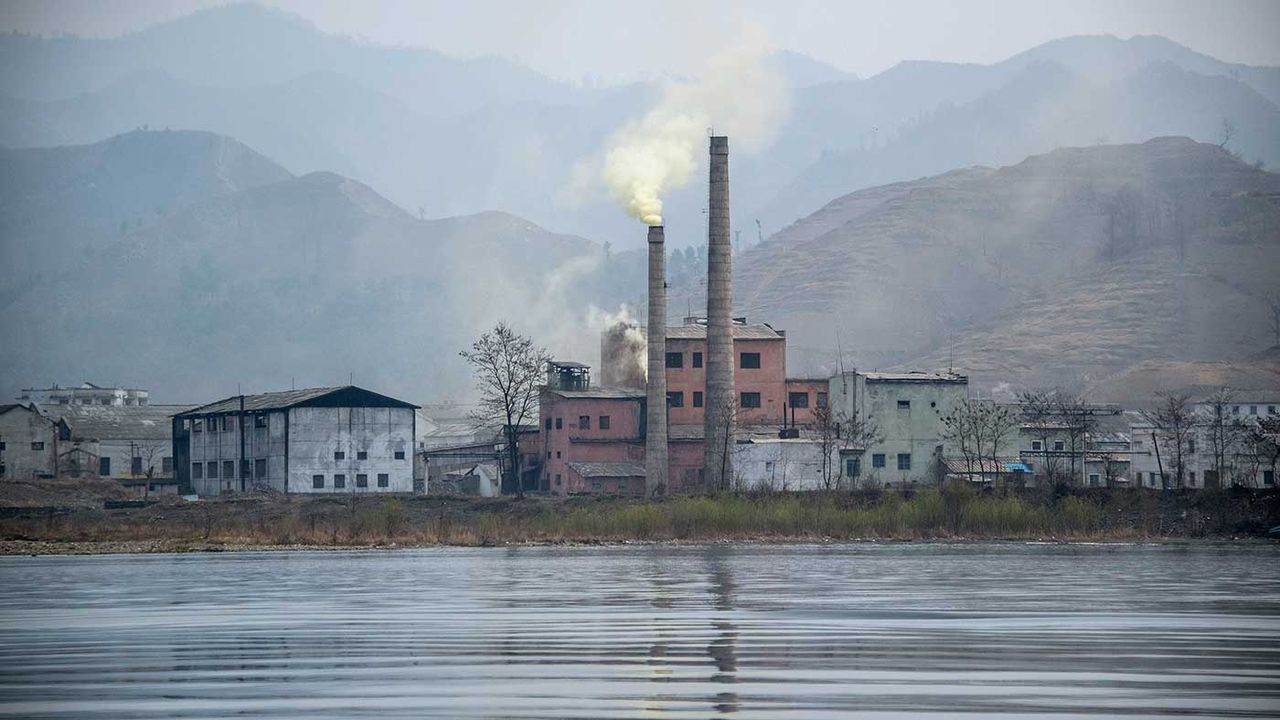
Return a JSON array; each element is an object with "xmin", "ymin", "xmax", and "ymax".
[
  {"xmin": 1032, "ymin": 441, "xmax": 1043, "ymax": 451},
  {"xmin": 334, "ymin": 450, "xmax": 345, "ymax": 460},
  {"xmin": 545, "ymin": 418, "xmax": 552, "ymax": 430},
  {"xmin": 191, "ymin": 462, "xmax": 202, "ymax": 479},
  {"xmin": 817, "ymin": 392, "xmax": 828, "ymax": 408},
  {"xmin": 1053, "ymin": 441, "xmax": 1065, "ymax": 452},
  {"xmin": 693, "ymin": 391, "xmax": 703, "ymax": 407},
  {"xmin": 845, "ymin": 457, "xmax": 860, "ymax": 477},
  {"xmin": 1264, "ymin": 470, "xmax": 1274, "ymax": 486},
  {"xmin": 99, "ymin": 456, "xmax": 111, "ymax": 475},
  {"xmin": 740, "ymin": 352, "xmax": 761, "ymax": 369},
  {"xmin": 556, "ymin": 451, "xmax": 561, "ymax": 458},
  {"xmin": 162, "ymin": 457, "xmax": 173, "ymax": 474},
  {"xmin": 666, "ymin": 352, "xmax": 683, "ymax": 368},
  {"xmin": 357, "ymin": 451, "xmax": 368, "ymax": 460},
  {"xmin": 207, "ymin": 461, "xmax": 218, "ymax": 479},
  {"xmin": 740, "ymin": 392, "xmax": 761, "ymax": 408},
  {"xmin": 788, "ymin": 392, "xmax": 809, "ymax": 409},
  {"xmin": 555, "ymin": 418, "xmax": 563, "ymax": 430},
  {"xmin": 578, "ymin": 415, "xmax": 590, "ymax": 430},
  {"xmin": 377, "ymin": 473, "xmax": 389, "ymax": 488},
  {"xmin": 394, "ymin": 450, "xmax": 405, "ymax": 460},
  {"xmin": 312, "ymin": 474, "xmax": 324, "ymax": 489},
  {"xmin": 193, "ymin": 419, "xmax": 203, "ymax": 432},
  {"xmin": 555, "ymin": 474, "xmax": 561, "ymax": 485},
  {"xmin": 223, "ymin": 460, "xmax": 234, "ymax": 479},
  {"xmin": 897, "ymin": 453, "xmax": 911, "ymax": 471},
  {"xmin": 872, "ymin": 453, "xmax": 885, "ymax": 468},
  {"xmin": 897, "ymin": 400, "xmax": 910, "ymax": 410},
  {"xmin": 1187, "ymin": 439, "xmax": 1196, "ymax": 454},
  {"xmin": 599, "ymin": 416, "xmax": 611, "ymax": 430},
  {"xmin": 131, "ymin": 456, "xmax": 143, "ymax": 474},
  {"xmin": 255, "ymin": 415, "xmax": 267, "ymax": 428},
  {"xmin": 668, "ymin": 391, "xmax": 684, "ymax": 408},
  {"xmin": 0, "ymin": 442, "xmax": 4, "ymax": 451},
  {"xmin": 356, "ymin": 474, "xmax": 368, "ymax": 488},
  {"xmin": 255, "ymin": 458, "xmax": 266, "ymax": 477},
  {"xmin": 223, "ymin": 417, "xmax": 233, "ymax": 431},
  {"xmin": 692, "ymin": 352, "xmax": 703, "ymax": 368},
  {"xmin": 335, "ymin": 474, "xmax": 346, "ymax": 489},
  {"xmin": 30, "ymin": 441, "xmax": 44, "ymax": 451},
  {"xmin": 546, "ymin": 451, "xmax": 551, "ymax": 459}
]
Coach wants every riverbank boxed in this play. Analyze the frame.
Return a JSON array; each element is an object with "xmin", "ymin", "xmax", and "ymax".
[{"xmin": 2, "ymin": 484, "xmax": 1276, "ymax": 554}]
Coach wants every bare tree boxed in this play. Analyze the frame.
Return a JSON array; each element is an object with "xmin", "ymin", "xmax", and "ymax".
[
  {"xmin": 940, "ymin": 401, "xmax": 980, "ymax": 482},
  {"xmin": 1055, "ymin": 392, "xmax": 1096, "ymax": 484},
  {"xmin": 812, "ymin": 403, "xmax": 841, "ymax": 490},
  {"xmin": 1219, "ymin": 117, "xmax": 1236, "ymax": 149},
  {"xmin": 1141, "ymin": 393, "xmax": 1196, "ymax": 489},
  {"xmin": 836, "ymin": 406, "xmax": 882, "ymax": 488},
  {"xmin": 1018, "ymin": 390, "xmax": 1061, "ymax": 482},
  {"xmin": 1201, "ymin": 388, "xmax": 1244, "ymax": 488},
  {"xmin": 460, "ymin": 322, "xmax": 550, "ymax": 499},
  {"xmin": 1245, "ymin": 415, "xmax": 1280, "ymax": 488},
  {"xmin": 981, "ymin": 403, "xmax": 1020, "ymax": 488}
]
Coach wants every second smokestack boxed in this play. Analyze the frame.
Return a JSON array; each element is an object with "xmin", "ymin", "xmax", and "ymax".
[
  {"xmin": 704, "ymin": 136, "xmax": 733, "ymax": 490},
  {"xmin": 645, "ymin": 224, "xmax": 668, "ymax": 496}
]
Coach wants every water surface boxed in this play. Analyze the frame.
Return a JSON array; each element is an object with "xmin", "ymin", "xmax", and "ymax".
[{"xmin": 1, "ymin": 543, "xmax": 1278, "ymax": 718}]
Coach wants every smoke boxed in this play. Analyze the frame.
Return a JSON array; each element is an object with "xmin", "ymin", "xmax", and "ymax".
[
  {"xmin": 602, "ymin": 32, "xmax": 788, "ymax": 225},
  {"xmin": 596, "ymin": 306, "xmax": 647, "ymax": 388}
]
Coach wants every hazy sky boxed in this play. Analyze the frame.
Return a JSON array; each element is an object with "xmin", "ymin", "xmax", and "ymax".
[{"xmin": 3, "ymin": 0, "xmax": 1278, "ymax": 82}]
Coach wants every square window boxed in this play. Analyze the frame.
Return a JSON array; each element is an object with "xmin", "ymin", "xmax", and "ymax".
[
  {"xmin": 394, "ymin": 450, "xmax": 405, "ymax": 460},
  {"xmin": 162, "ymin": 457, "xmax": 174, "ymax": 474},
  {"xmin": 692, "ymin": 352, "xmax": 703, "ymax": 368},
  {"xmin": 897, "ymin": 400, "xmax": 910, "ymax": 410},
  {"xmin": 740, "ymin": 392, "xmax": 761, "ymax": 408},
  {"xmin": 872, "ymin": 453, "xmax": 885, "ymax": 468},
  {"xmin": 788, "ymin": 392, "xmax": 809, "ymax": 409},
  {"xmin": 223, "ymin": 460, "xmax": 234, "ymax": 479},
  {"xmin": 377, "ymin": 473, "xmax": 389, "ymax": 488},
  {"xmin": 193, "ymin": 419, "xmax": 203, "ymax": 432},
  {"xmin": 667, "ymin": 391, "xmax": 684, "ymax": 408},
  {"xmin": 545, "ymin": 418, "xmax": 552, "ymax": 430},
  {"xmin": 1053, "ymin": 441, "xmax": 1065, "ymax": 451},
  {"xmin": 1032, "ymin": 440, "xmax": 1043, "ymax": 451},
  {"xmin": 207, "ymin": 461, "xmax": 218, "ymax": 479},
  {"xmin": 1089, "ymin": 473, "xmax": 1100, "ymax": 485},
  {"xmin": 254, "ymin": 415, "xmax": 267, "ymax": 428},
  {"xmin": 1250, "ymin": 405, "xmax": 1258, "ymax": 415},
  {"xmin": 356, "ymin": 474, "xmax": 368, "ymax": 488},
  {"xmin": 555, "ymin": 418, "xmax": 563, "ymax": 430},
  {"xmin": 312, "ymin": 474, "xmax": 325, "ymax": 489},
  {"xmin": 693, "ymin": 391, "xmax": 704, "ymax": 407},
  {"xmin": 897, "ymin": 453, "xmax": 912, "ymax": 471},
  {"xmin": 578, "ymin": 415, "xmax": 590, "ymax": 430},
  {"xmin": 98, "ymin": 456, "xmax": 111, "ymax": 475},
  {"xmin": 30, "ymin": 441, "xmax": 44, "ymax": 451},
  {"xmin": 334, "ymin": 474, "xmax": 346, "ymax": 489},
  {"xmin": 334, "ymin": 450, "xmax": 345, "ymax": 460},
  {"xmin": 255, "ymin": 458, "xmax": 266, "ymax": 477},
  {"xmin": 132, "ymin": 456, "xmax": 143, "ymax": 474},
  {"xmin": 546, "ymin": 451, "xmax": 551, "ymax": 459},
  {"xmin": 816, "ymin": 392, "xmax": 828, "ymax": 408},
  {"xmin": 556, "ymin": 450, "xmax": 561, "ymax": 458},
  {"xmin": 665, "ymin": 352, "xmax": 683, "ymax": 368},
  {"xmin": 192, "ymin": 462, "xmax": 203, "ymax": 479},
  {"xmin": 357, "ymin": 451, "xmax": 367, "ymax": 460},
  {"xmin": 599, "ymin": 416, "xmax": 610, "ymax": 430},
  {"xmin": 1264, "ymin": 470, "xmax": 1274, "ymax": 486},
  {"xmin": 740, "ymin": 352, "xmax": 761, "ymax": 369}
]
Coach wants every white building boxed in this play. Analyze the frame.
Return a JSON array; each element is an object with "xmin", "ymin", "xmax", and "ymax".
[
  {"xmin": 1129, "ymin": 395, "xmax": 1279, "ymax": 489},
  {"xmin": 19, "ymin": 382, "xmax": 149, "ymax": 407},
  {"xmin": 173, "ymin": 386, "xmax": 419, "ymax": 496},
  {"xmin": 0, "ymin": 404, "xmax": 68, "ymax": 480},
  {"xmin": 41, "ymin": 404, "xmax": 191, "ymax": 492}
]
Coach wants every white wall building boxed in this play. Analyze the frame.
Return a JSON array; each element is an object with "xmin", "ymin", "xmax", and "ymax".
[
  {"xmin": 20, "ymin": 383, "xmax": 149, "ymax": 406},
  {"xmin": 173, "ymin": 386, "xmax": 419, "ymax": 496}
]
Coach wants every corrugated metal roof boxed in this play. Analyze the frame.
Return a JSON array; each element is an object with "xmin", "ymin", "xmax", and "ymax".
[
  {"xmin": 665, "ymin": 323, "xmax": 783, "ymax": 340},
  {"xmin": 42, "ymin": 404, "xmax": 193, "ymax": 441},
  {"xmin": 863, "ymin": 371, "xmax": 966, "ymax": 383},
  {"xmin": 567, "ymin": 461, "xmax": 646, "ymax": 478},
  {"xmin": 175, "ymin": 386, "xmax": 416, "ymax": 416},
  {"xmin": 544, "ymin": 386, "xmax": 645, "ymax": 400}
]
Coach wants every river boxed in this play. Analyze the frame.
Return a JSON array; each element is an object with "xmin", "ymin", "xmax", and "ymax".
[{"xmin": 0, "ymin": 543, "xmax": 1277, "ymax": 718}]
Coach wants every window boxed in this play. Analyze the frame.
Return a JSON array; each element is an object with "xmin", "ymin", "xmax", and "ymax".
[
  {"xmin": 192, "ymin": 462, "xmax": 202, "ymax": 479},
  {"xmin": 1265, "ymin": 470, "xmax": 1275, "ymax": 486},
  {"xmin": 30, "ymin": 441, "xmax": 44, "ymax": 451},
  {"xmin": 1089, "ymin": 473, "xmax": 1100, "ymax": 486},
  {"xmin": 599, "ymin": 416, "xmax": 611, "ymax": 430},
  {"xmin": 668, "ymin": 391, "xmax": 684, "ymax": 408},
  {"xmin": 555, "ymin": 474, "xmax": 561, "ymax": 485},
  {"xmin": 1133, "ymin": 439, "xmax": 1144, "ymax": 449},
  {"xmin": 817, "ymin": 392, "xmax": 828, "ymax": 408},
  {"xmin": 555, "ymin": 418, "xmax": 563, "ymax": 430},
  {"xmin": 131, "ymin": 456, "xmax": 143, "ymax": 474},
  {"xmin": 1250, "ymin": 405, "xmax": 1258, "ymax": 415},
  {"xmin": 0, "ymin": 442, "xmax": 4, "ymax": 451},
  {"xmin": 255, "ymin": 415, "xmax": 267, "ymax": 428},
  {"xmin": 897, "ymin": 400, "xmax": 910, "ymax": 410},
  {"xmin": 255, "ymin": 458, "xmax": 266, "ymax": 477},
  {"xmin": 377, "ymin": 473, "xmax": 389, "ymax": 488},
  {"xmin": 334, "ymin": 450, "xmax": 345, "ymax": 460},
  {"xmin": 356, "ymin": 474, "xmax": 368, "ymax": 488},
  {"xmin": 740, "ymin": 352, "xmax": 761, "ymax": 369},
  {"xmin": 740, "ymin": 392, "xmax": 761, "ymax": 408},
  {"xmin": 1053, "ymin": 441, "xmax": 1065, "ymax": 452},
  {"xmin": 1188, "ymin": 439, "xmax": 1196, "ymax": 454},
  {"xmin": 394, "ymin": 450, "xmax": 405, "ymax": 460},
  {"xmin": 1269, "ymin": 405, "xmax": 1276, "ymax": 415},
  {"xmin": 193, "ymin": 419, "xmax": 203, "ymax": 432},
  {"xmin": 845, "ymin": 457, "xmax": 860, "ymax": 477},
  {"xmin": 162, "ymin": 457, "xmax": 173, "ymax": 474},
  {"xmin": 207, "ymin": 461, "xmax": 218, "ymax": 479},
  {"xmin": 357, "ymin": 451, "xmax": 367, "ymax": 460},
  {"xmin": 206, "ymin": 418, "xmax": 217, "ymax": 433},
  {"xmin": 223, "ymin": 460, "xmax": 234, "ymax": 480},
  {"xmin": 665, "ymin": 352, "xmax": 683, "ymax": 368},
  {"xmin": 1233, "ymin": 405, "xmax": 1240, "ymax": 415},
  {"xmin": 578, "ymin": 415, "xmax": 590, "ymax": 430},
  {"xmin": 1032, "ymin": 440, "xmax": 1043, "ymax": 451},
  {"xmin": 897, "ymin": 453, "xmax": 912, "ymax": 471},
  {"xmin": 223, "ymin": 417, "xmax": 233, "ymax": 431},
  {"xmin": 788, "ymin": 392, "xmax": 809, "ymax": 409},
  {"xmin": 334, "ymin": 474, "xmax": 346, "ymax": 489},
  {"xmin": 692, "ymin": 352, "xmax": 703, "ymax": 368},
  {"xmin": 545, "ymin": 418, "xmax": 552, "ymax": 430},
  {"xmin": 312, "ymin": 474, "xmax": 325, "ymax": 489},
  {"xmin": 99, "ymin": 457, "xmax": 111, "ymax": 475},
  {"xmin": 555, "ymin": 450, "xmax": 561, "ymax": 458},
  {"xmin": 1189, "ymin": 471, "xmax": 1197, "ymax": 483},
  {"xmin": 693, "ymin": 391, "xmax": 703, "ymax": 407},
  {"xmin": 872, "ymin": 453, "xmax": 886, "ymax": 468}
]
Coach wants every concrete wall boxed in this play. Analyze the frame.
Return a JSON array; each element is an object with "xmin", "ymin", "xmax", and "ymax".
[
  {"xmin": 783, "ymin": 379, "xmax": 828, "ymax": 426},
  {"xmin": 538, "ymin": 394, "xmax": 643, "ymax": 495},
  {"xmin": 187, "ymin": 410, "xmax": 288, "ymax": 496},
  {"xmin": 0, "ymin": 407, "xmax": 58, "ymax": 479},
  {"xmin": 734, "ymin": 440, "xmax": 828, "ymax": 491},
  {"xmin": 287, "ymin": 407, "xmax": 414, "ymax": 494}
]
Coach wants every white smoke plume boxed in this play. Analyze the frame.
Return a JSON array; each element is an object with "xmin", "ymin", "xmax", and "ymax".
[{"xmin": 602, "ymin": 33, "xmax": 789, "ymax": 225}]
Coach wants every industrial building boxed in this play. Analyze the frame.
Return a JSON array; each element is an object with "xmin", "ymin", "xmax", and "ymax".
[
  {"xmin": 40, "ymin": 403, "xmax": 192, "ymax": 494},
  {"xmin": 0, "ymin": 404, "xmax": 69, "ymax": 480},
  {"xmin": 19, "ymin": 382, "xmax": 149, "ymax": 406},
  {"xmin": 173, "ymin": 386, "xmax": 418, "ymax": 496}
]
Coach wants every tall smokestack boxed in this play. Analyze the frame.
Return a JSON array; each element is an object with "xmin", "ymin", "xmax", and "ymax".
[
  {"xmin": 645, "ymin": 224, "xmax": 668, "ymax": 496},
  {"xmin": 704, "ymin": 136, "xmax": 734, "ymax": 489}
]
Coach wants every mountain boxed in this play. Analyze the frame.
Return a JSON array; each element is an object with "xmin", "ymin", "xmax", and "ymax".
[
  {"xmin": 0, "ymin": 131, "xmax": 645, "ymax": 403},
  {"xmin": 726, "ymin": 138, "xmax": 1280, "ymax": 393}
]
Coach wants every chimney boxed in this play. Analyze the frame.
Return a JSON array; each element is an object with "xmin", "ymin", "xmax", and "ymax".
[
  {"xmin": 645, "ymin": 224, "xmax": 668, "ymax": 495},
  {"xmin": 704, "ymin": 135, "xmax": 734, "ymax": 489}
]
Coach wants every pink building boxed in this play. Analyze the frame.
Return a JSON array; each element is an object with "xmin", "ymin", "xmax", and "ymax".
[{"xmin": 663, "ymin": 321, "xmax": 788, "ymax": 426}]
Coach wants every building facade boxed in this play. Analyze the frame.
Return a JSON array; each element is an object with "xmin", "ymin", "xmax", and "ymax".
[
  {"xmin": 173, "ymin": 386, "xmax": 418, "ymax": 496},
  {"xmin": 40, "ymin": 404, "xmax": 190, "ymax": 483},
  {"xmin": 19, "ymin": 383, "xmax": 148, "ymax": 406},
  {"xmin": 0, "ymin": 404, "xmax": 67, "ymax": 480}
]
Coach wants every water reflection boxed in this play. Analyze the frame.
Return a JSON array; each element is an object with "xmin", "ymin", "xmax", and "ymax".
[{"xmin": 0, "ymin": 543, "xmax": 1278, "ymax": 719}]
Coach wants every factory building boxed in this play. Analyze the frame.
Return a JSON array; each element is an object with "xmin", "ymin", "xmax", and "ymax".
[
  {"xmin": 0, "ymin": 404, "xmax": 68, "ymax": 480},
  {"xmin": 19, "ymin": 382, "xmax": 149, "ymax": 406},
  {"xmin": 173, "ymin": 386, "xmax": 418, "ymax": 496}
]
